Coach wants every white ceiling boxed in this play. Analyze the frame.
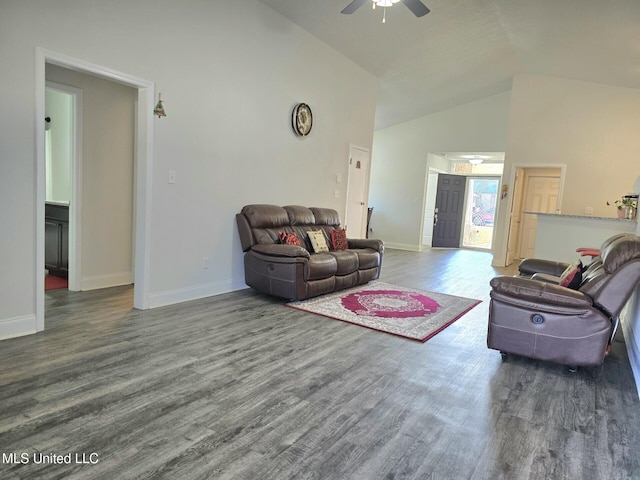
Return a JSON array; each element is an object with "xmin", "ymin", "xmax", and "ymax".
[{"xmin": 258, "ymin": 0, "xmax": 640, "ymax": 129}]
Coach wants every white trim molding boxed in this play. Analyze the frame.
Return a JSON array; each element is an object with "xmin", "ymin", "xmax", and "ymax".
[
  {"xmin": 0, "ymin": 315, "xmax": 38, "ymax": 341},
  {"xmin": 81, "ymin": 272, "xmax": 134, "ymax": 291},
  {"xmin": 384, "ymin": 243, "xmax": 423, "ymax": 252},
  {"xmin": 148, "ymin": 280, "xmax": 247, "ymax": 309}
]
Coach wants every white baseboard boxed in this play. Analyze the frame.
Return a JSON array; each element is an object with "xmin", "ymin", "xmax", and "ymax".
[
  {"xmin": 148, "ymin": 279, "xmax": 247, "ymax": 309},
  {"xmin": 81, "ymin": 272, "xmax": 133, "ymax": 291},
  {"xmin": 385, "ymin": 242, "xmax": 422, "ymax": 252},
  {"xmin": 0, "ymin": 314, "xmax": 38, "ymax": 341}
]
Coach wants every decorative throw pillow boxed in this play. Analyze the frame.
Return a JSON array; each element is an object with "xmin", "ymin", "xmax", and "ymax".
[
  {"xmin": 559, "ymin": 260, "xmax": 583, "ymax": 289},
  {"xmin": 278, "ymin": 231, "xmax": 301, "ymax": 247},
  {"xmin": 307, "ymin": 230, "xmax": 329, "ymax": 253},
  {"xmin": 331, "ymin": 228, "xmax": 348, "ymax": 251}
]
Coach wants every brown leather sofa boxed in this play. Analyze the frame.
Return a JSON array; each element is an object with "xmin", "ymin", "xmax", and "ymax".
[
  {"xmin": 487, "ymin": 233, "xmax": 640, "ymax": 368},
  {"xmin": 236, "ymin": 204, "xmax": 384, "ymax": 301}
]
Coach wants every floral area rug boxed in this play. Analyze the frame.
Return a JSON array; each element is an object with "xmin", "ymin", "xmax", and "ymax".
[{"xmin": 287, "ymin": 281, "xmax": 481, "ymax": 342}]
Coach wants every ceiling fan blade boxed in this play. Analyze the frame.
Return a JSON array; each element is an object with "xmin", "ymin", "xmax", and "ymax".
[
  {"xmin": 401, "ymin": 0, "xmax": 430, "ymax": 17},
  {"xmin": 341, "ymin": 0, "xmax": 368, "ymax": 14}
]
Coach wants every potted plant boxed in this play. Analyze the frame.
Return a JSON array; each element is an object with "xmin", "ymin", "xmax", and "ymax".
[{"xmin": 607, "ymin": 195, "xmax": 638, "ymax": 219}]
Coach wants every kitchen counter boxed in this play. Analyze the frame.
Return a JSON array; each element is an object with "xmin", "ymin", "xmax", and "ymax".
[
  {"xmin": 523, "ymin": 211, "xmax": 638, "ymax": 262},
  {"xmin": 523, "ymin": 211, "xmax": 636, "ymax": 222}
]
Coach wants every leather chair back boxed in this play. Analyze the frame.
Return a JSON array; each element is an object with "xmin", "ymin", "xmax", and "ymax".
[{"xmin": 579, "ymin": 234, "xmax": 640, "ymax": 318}]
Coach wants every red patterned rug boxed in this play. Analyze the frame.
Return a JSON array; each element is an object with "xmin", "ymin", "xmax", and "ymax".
[{"xmin": 287, "ymin": 281, "xmax": 481, "ymax": 342}]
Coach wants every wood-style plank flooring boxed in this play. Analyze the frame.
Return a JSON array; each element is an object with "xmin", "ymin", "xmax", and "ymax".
[{"xmin": 1, "ymin": 248, "xmax": 639, "ymax": 479}]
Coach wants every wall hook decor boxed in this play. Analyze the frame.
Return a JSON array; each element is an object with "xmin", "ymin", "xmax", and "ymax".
[{"xmin": 154, "ymin": 93, "xmax": 166, "ymax": 118}]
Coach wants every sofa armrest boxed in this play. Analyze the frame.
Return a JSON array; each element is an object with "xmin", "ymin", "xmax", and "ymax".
[
  {"xmin": 518, "ymin": 258, "xmax": 570, "ymax": 277},
  {"xmin": 251, "ymin": 243, "xmax": 310, "ymax": 259},
  {"xmin": 348, "ymin": 238, "xmax": 384, "ymax": 253},
  {"xmin": 490, "ymin": 276, "xmax": 593, "ymax": 314},
  {"xmin": 530, "ymin": 272, "xmax": 561, "ymax": 284}
]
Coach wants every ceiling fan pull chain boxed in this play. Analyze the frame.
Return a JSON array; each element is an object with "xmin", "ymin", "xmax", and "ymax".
[{"xmin": 383, "ymin": 7, "xmax": 387, "ymax": 23}]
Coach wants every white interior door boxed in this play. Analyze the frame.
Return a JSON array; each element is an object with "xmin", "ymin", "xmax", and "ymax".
[
  {"xmin": 345, "ymin": 146, "xmax": 370, "ymax": 238},
  {"xmin": 518, "ymin": 173, "xmax": 560, "ymax": 258},
  {"xmin": 506, "ymin": 168, "xmax": 524, "ymax": 265}
]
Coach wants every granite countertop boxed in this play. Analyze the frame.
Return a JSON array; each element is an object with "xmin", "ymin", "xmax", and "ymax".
[{"xmin": 523, "ymin": 211, "xmax": 636, "ymax": 222}]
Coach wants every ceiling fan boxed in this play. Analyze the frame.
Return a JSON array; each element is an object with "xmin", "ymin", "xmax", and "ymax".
[{"xmin": 341, "ymin": 0, "xmax": 430, "ymax": 18}]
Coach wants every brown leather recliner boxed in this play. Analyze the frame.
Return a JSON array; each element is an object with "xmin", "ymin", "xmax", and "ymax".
[
  {"xmin": 487, "ymin": 234, "xmax": 640, "ymax": 367},
  {"xmin": 236, "ymin": 204, "xmax": 384, "ymax": 301}
]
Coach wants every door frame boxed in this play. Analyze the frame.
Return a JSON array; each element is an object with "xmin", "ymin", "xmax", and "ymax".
[
  {"xmin": 345, "ymin": 144, "xmax": 371, "ymax": 238},
  {"xmin": 35, "ymin": 48, "xmax": 155, "ymax": 331},
  {"xmin": 499, "ymin": 163, "xmax": 566, "ymax": 266}
]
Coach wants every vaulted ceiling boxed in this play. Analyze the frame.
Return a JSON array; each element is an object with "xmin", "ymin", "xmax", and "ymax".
[{"xmin": 258, "ymin": 0, "xmax": 640, "ymax": 129}]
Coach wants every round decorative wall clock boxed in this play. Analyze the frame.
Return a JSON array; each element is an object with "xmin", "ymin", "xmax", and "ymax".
[{"xmin": 292, "ymin": 103, "xmax": 313, "ymax": 136}]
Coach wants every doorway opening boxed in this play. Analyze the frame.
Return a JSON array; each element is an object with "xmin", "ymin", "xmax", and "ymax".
[
  {"xmin": 462, "ymin": 177, "xmax": 500, "ymax": 250},
  {"xmin": 44, "ymin": 83, "xmax": 79, "ymax": 292},
  {"xmin": 423, "ymin": 152, "xmax": 504, "ymax": 251}
]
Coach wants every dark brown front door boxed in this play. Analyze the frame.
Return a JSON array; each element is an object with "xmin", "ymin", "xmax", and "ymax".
[{"xmin": 432, "ymin": 174, "xmax": 466, "ymax": 248}]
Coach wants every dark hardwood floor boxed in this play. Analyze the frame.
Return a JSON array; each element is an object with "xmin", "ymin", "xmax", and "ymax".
[{"xmin": 1, "ymin": 248, "xmax": 639, "ymax": 479}]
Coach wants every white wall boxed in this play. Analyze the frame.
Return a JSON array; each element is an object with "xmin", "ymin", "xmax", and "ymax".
[
  {"xmin": 46, "ymin": 64, "xmax": 136, "ymax": 290},
  {"xmin": 0, "ymin": 0, "xmax": 378, "ymax": 338},
  {"xmin": 45, "ymin": 89, "xmax": 72, "ymax": 204},
  {"xmin": 369, "ymin": 91, "xmax": 511, "ymax": 250}
]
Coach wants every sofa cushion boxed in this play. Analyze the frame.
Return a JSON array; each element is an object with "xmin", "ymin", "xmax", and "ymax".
[
  {"xmin": 242, "ymin": 204, "xmax": 289, "ymax": 228},
  {"xmin": 308, "ymin": 230, "xmax": 330, "ymax": 253},
  {"xmin": 310, "ymin": 207, "xmax": 341, "ymax": 227},
  {"xmin": 284, "ymin": 205, "xmax": 316, "ymax": 225},
  {"xmin": 307, "ymin": 254, "xmax": 337, "ymax": 280},
  {"xmin": 601, "ymin": 234, "xmax": 640, "ymax": 274},
  {"xmin": 241, "ymin": 205, "xmax": 291, "ymax": 245},
  {"xmin": 327, "ymin": 250, "xmax": 359, "ymax": 275},
  {"xmin": 331, "ymin": 228, "xmax": 348, "ymax": 251},
  {"xmin": 350, "ymin": 248, "xmax": 380, "ymax": 270}
]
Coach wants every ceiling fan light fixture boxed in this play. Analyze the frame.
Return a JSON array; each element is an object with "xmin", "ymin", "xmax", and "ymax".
[
  {"xmin": 343, "ymin": 0, "xmax": 430, "ymax": 21},
  {"xmin": 469, "ymin": 157, "xmax": 484, "ymax": 165}
]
